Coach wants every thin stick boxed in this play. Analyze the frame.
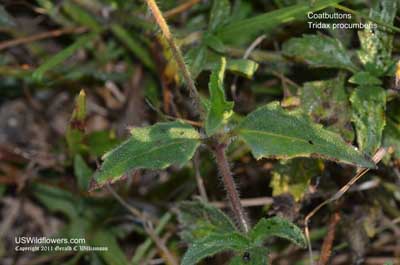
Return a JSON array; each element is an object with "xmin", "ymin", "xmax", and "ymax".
[
  {"xmin": 214, "ymin": 144, "xmax": 249, "ymax": 233},
  {"xmin": 144, "ymin": 221, "xmax": 178, "ymax": 265},
  {"xmin": 0, "ymin": 27, "xmax": 87, "ymax": 51},
  {"xmin": 318, "ymin": 211, "xmax": 341, "ymax": 265},
  {"xmin": 211, "ymin": 196, "xmax": 273, "ymax": 208},
  {"xmin": 145, "ymin": 0, "xmax": 202, "ymax": 116},
  {"xmin": 304, "ymin": 148, "xmax": 386, "ymax": 265},
  {"xmin": 164, "ymin": 0, "xmax": 201, "ymax": 18}
]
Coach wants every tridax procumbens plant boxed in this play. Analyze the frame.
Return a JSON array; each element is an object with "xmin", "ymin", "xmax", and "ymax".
[{"xmin": 88, "ymin": 1, "xmax": 378, "ymax": 264}]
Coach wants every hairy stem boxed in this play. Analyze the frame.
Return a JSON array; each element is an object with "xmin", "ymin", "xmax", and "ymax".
[
  {"xmin": 214, "ymin": 144, "xmax": 249, "ymax": 233},
  {"xmin": 145, "ymin": 0, "xmax": 202, "ymax": 116}
]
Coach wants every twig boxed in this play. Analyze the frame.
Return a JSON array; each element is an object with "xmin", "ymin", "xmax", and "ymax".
[
  {"xmin": 164, "ymin": 0, "xmax": 201, "ymax": 19},
  {"xmin": 318, "ymin": 211, "xmax": 341, "ymax": 265},
  {"xmin": 193, "ymin": 150, "xmax": 208, "ymax": 201},
  {"xmin": 211, "ymin": 196, "xmax": 273, "ymax": 208},
  {"xmin": 145, "ymin": 0, "xmax": 202, "ymax": 116},
  {"xmin": 106, "ymin": 184, "xmax": 143, "ymax": 219},
  {"xmin": 144, "ymin": 220, "xmax": 178, "ymax": 265},
  {"xmin": 213, "ymin": 143, "xmax": 249, "ymax": 233},
  {"xmin": 304, "ymin": 147, "xmax": 386, "ymax": 265},
  {"xmin": 0, "ymin": 27, "xmax": 87, "ymax": 51}
]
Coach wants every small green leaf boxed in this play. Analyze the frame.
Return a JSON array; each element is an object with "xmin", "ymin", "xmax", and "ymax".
[
  {"xmin": 111, "ymin": 24, "xmax": 155, "ymax": 71},
  {"xmin": 209, "ymin": 0, "xmax": 231, "ymax": 32},
  {"xmin": 66, "ymin": 90, "xmax": 87, "ymax": 156},
  {"xmin": 91, "ymin": 230, "xmax": 129, "ymax": 265},
  {"xmin": 229, "ymin": 247, "xmax": 269, "ymax": 265},
  {"xmin": 348, "ymin": 71, "xmax": 382, "ymax": 86},
  {"xmin": 205, "ymin": 57, "xmax": 259, "ymax": 79},
  {"xmin": 94, "ymin": 121, "xmax": 200, "ymax": 186},
  {"xmin": 181, "ymin": 233, "xmax": 250, "ymax": 265},
  {"xmin": 237, "ymin": 102, "xmax": 375, "ymax": 168},
  {"xmin": 249, "ymin": 217, "xmax": 306, "ymax": 248},
  {"xmin": 217, "ymin": 0, "xmax": 344, "ymax": 42},
  {"xmin": 205, "ymin": 57, "xmax": 234, "ymax": 136},
  {"xmin": 227, "ymin": 59, "xmax": 259, "ymax": 79},
  {"xmin": 205, "ymin": 34, "xmax": 226, "ymax": 53},
  {"xmin": 32, "ymin": 184, "xmax": 78, "ymax": 220},
  {"xmin": 33, "ymin": 33, "xmax": 97, "ymax": 80},
  {"xmin": 86, "ymin": 130, "xmax": 120, "ymax": 157},
  {"xmin": 177, "ymin": 199, "xmax": 237, "ymax": 243},
  {"xmin": 186, "ymin": 45, "xmax": 208, "ymax": 79},
  {"xmin": 282, "ymin": 34, "xmax": 357, "ymax": 72},
  {"xmin": 350, "ymin": 86, "xmax": 386, "ymax": 155},
  {"xmin": 74, "ymin": 154, "xmax": 93, "ymax": 191}
]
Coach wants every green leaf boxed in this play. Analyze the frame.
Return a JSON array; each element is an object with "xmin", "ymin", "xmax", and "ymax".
[
  {"xmin": 186, "ymin": 45, "xmax": 208, "ymax": 79},
  {"xmin": 271, "ymin": 158, "xmax": 323, "ymax": 201},
  {"xmin": 350, "ymin": 86, "xmax": 386, "ymax": 155},
  {"xmin": 177, "ymin": 199, "xmax": 237, "ymax": 243},
  {"xmin": 208, "ymin": 0, "xmax": 231, "ymax": 32},
  {"xmin": 32, "ymin": 184, "xmax": 78, "ymax": 220},
  {"xmin": 205, "ymin": 34, "xmax": 226, "ymax": 53},
  {"xmin": 348, "ymin": 71, "xmax": 382, "ymax": 86},
  {"xmin": 229, "ymin": 247, "xmax": 269, "ymax": 265},
  {"xmin": 383, "ymin": 119, "xmax": 400, "ymax": 159},
  {"xmin": 74, "ymin": 154, "xmax": 93, "ymax": 191},
  {"xmin": 33, "ymin": 33, "xmax": 97, "ymax": 80},
  {"xmin": 237, "ymin": 102, "xmax": 375, "ymax": 168},
  {"xmin": 357, "ymin": 0, "xmax": 397, "ymax": 75},
  {"xmin": 62, "ymin": 1, "xmax": 101, "ymax": 32},
  {"xmin": 94, "ymin": 121, "xmax": 200, "ymax": 186},
  {"xmin": 66, "ymin": 90, "xmax": 87, "ymax": 156},
  {"xmin": 86, "ymin": 130, "xmax": 120, "ymax": 157},
  {"xmin": 249, "ymin": 217, "xmax": 306, "ymax": 248},
  {"xmin": 301, "ymin": 75, "xmax": 354, "ymax": 141},
  {"xmin": 227, "ymin": 59, "xmax": 259, "ymax": 79},
  {"xmin": 0, "ymin": 5, "xmax": 15, "ymax": 27},
  {"xmin": 205, "ymin": 56, "xmax": 259, "ymax": 79},
  {"xmin": 91, "ymin": 230, "xmax": 128, "ymax": 265},
  {"xmin": 217, "ymin": 0, "xmax": 344, "ymax": 42},
  {"xmin": 282, "ymin": 34, "xmax": 357, "ymax": 72},
  {"xmin": 111, "ymin": 24, "xmax": 155, "ymax": 71},
  {"xmin": 205, "ymin": 57, "xmax": 234, "ymax": 136},
  {"xmin": 181, "ymin": 233, "xmax": 250, "ymax": 265}
]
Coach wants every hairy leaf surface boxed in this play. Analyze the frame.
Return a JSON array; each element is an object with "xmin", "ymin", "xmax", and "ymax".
[
  {"xmin": 301, "ymin": 75, "xmax": 354, "ymax": 141},
  {"xmin": 205, "ymin": 57, "xmax": 234, "ymax": 136},
  {"xmin": 177, "ymin": 199, "xmax": 237, "ymax": 243},
  {"xmin": 94, "ymin": 121, "xmax": 200, "ymax": 186},
  {"xmin": 357, "ymin": 0, "xmax": 397, "ymax": 75},
  {"xmin": 283, "ymin": 34, "xmax": 357, "ymax": 72},
  {"xmin": 237, "ymin": 102, "xmax": 374, "ymax": 168},
  {"xmin": 249, "ymin": 217, "xmax": 306, "ymax": 248},
  {"xmin": 181, "ymin": 233, "xmax": 250, "ymax": 265},
  {"xmin": 350, "ymin": 86, "xmax": 386, "ymax": 155}
]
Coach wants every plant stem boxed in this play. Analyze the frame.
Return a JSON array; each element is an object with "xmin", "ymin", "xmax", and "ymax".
[
  {"xmin": 214, "ymin": 144, "xmax": 249, "ymax": 233},
  {"xmin": 145, "ymin": 0, "xmax": 202, "ymax": 116}
]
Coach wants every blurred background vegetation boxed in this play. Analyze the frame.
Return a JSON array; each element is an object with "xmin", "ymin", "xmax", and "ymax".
[{"xmin": 0, "ymin": 0, "xmax": 399, "ymax": 264}]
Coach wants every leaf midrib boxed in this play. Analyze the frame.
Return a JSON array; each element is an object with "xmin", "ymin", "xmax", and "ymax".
[{"xmin": 239, "ymin": 128, "xmax": 334, "ymax": 151}]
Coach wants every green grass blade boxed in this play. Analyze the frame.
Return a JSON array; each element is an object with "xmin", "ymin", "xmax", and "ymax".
[{"xmin": 217, "ymin": 0, "xmax": 344, "ymax": 41}]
